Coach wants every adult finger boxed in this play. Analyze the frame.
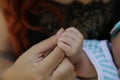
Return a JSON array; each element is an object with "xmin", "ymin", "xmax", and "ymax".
[
  {"xmin": 29, "ymin": 28, "xmax": 64, "ymax": 55},
  {"xmin": 39, "ymin": 47, "xmax": 65, "ymax": 75},
  {"xmin": 51, "ymin": 58, "xmax": 75, "ymax": 80}
]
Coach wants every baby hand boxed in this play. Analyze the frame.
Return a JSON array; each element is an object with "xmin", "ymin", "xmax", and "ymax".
[
  {"xmin": 57, "ymin": 27, "xmax": 98, "ymax": 78},
  {"xmin": 57, "ymin": 27, "xmax": 84, "ymax": 63}
]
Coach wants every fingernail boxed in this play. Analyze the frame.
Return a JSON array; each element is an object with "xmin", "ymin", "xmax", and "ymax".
[
  {"xmin": 56, "ymin": 28, "xmax": 64, "ymax": 38},
  {"xmin": 110, "ymin": 21, "xmax": 120, "ymax": 38}
]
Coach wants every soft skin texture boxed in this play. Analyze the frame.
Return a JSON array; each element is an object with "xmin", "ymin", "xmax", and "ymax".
[
  {"xmin": 0, "ymin": 10, "xmax": 76, "ymax": 80},
  {"xmin": 57, "ymin": 27, "xmax": 97, "ymax": 79},
  {"xmin": 57, "ymin": 27, "xmax": 84, "ymax": 63},
  {"xmin": 0, "ymin": 0, "xmax": 113, "ymax": 80},
  {"xmin": 1, "ymin": 35, "xmax": 76, "ymax": 80}
]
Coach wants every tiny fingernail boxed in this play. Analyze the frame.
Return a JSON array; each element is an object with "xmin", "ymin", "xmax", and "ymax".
[{"xmin": 110, "ymin": 21, "xmax": 120, "ymax": 38}]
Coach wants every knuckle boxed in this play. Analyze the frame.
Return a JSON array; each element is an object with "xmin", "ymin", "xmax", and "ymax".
[
  {"xmin": 69, "ymin": 27, "xmax": 76, "ymax": 30},
  {"xmin": 66, "ymin": 27, "xmax": 76, "ymax": 31}
]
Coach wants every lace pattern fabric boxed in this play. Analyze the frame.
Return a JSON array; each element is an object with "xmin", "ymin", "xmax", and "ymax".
[{"xmin": 31, "ymin": 1, "xmax": 113, "ymax": 39}]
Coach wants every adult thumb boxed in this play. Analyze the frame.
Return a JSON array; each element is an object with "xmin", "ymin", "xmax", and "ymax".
[{"xmin": 28, "ymin": 28, "xmax": 64, "ymax": 55}]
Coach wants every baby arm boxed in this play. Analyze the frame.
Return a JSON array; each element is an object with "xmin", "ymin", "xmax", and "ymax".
[{"xmin": 57, "ymin": 27, "xmax": 97, "ymax": 79}]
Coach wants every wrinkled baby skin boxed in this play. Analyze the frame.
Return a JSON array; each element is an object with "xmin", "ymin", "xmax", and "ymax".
[{"xmin": 57, "ymin": 27, "xmax": 97, "ymax": 79}]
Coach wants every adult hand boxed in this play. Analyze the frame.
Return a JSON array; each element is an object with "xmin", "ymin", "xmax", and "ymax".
[{"xmin": 2, "ymin": 31, "xmax": 75, "ymax": 80}]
